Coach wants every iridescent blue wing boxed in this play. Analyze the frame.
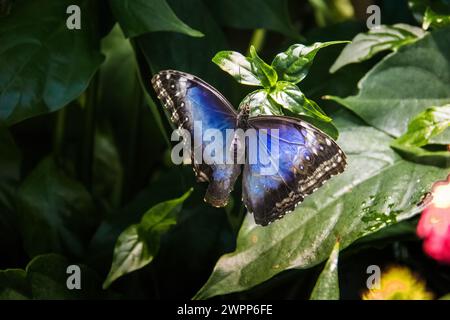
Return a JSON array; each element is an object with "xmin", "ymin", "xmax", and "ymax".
[
  {"xmin": 243, "ymin": 116, "xmax": 346, "ymax": 226},
  {"xmin": 151, "ymin": 70, "xmax": 241, "ymax": 207}
]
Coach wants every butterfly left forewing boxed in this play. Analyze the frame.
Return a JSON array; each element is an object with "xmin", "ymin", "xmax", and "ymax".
[
  {"xmin": 152, "ymin": 70, "xmax": 241, "ymax": 207},
  {"xmin": 243, "ymin": 116, "xmax": 346, "ymax": 226}
]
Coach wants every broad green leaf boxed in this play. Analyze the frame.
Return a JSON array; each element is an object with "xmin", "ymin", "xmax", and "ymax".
[
  {"xmin": 240, "ymin": 88, "xmax": 338, "ymax": 139},
  {"xmin": 0, "ymin": 254, "xmax": 108, "ymax": 299},
  {"xmin": 110, "ymin": 0, "xmax": 203, "ymax": 38},
  {"xmin": 269, "ymin": 82, "xmax": 331, "ymax": 122},
  {"xmin": 430, "ymin": 128, "xmax": 450, "ymax": 144},
  {"xmin": 439, "ymin": 293, "xmax": 450, "ymax": 300},
  {"xmin": 138, "ymin": 0, "xmax": 228, "ymax": 91},
  {"xmin": 308, "ymin": 0, "xmax": 354, "ymax": 27},
  {"xmin": 99, "ymin": 25, "xmax": 169, "ymax": 203},
  {"xmin": 423, "ymin": 7, "xmax": 450, "ymax": 29},
  {"xmin": 329, "ymin": 27, "xmax": 450, "ymax": 138},
  {"xmin": 212, "ymin": 51, "xmax": 261, "ymax": 86},
  {"xmin": 394, "ymin": 105, "xmax": 450, "ymax": 147},
  {"xmin": 194, "ymin": 116, "xmax": 448, "ymax": 299},
  {"xmin": 390, "ymin": 104, "xmax": 450, "ymax": 167},
  {"xmin": 330, "ymin": 24, "xmax": 425, "ymax": 73},
  {"xmin": 16, "ymin": 157, "xmax": 98, "ymax": 258},
  {"xmin": 103, "ymin": 189, "xmax": 193, "ymax": 288},
  {"xmin": 208, "ymin": 0, "xmax": 299, "ymax": 38},
  {"xmin": 0, "ymin": 0, "xmax": 104, "ymax": 125},
  {"xmin": 390, "ymin": 143, "xmax": 450, "ymax": 167},
  {"xmin": 272, "ymin": 41, "xmax": 348, "ymax": 83},
  {"xmin": 249, "ymin": 46, "xmax": 278, "ymax": 88},
  {"xmin": 310, "ymin": 241, "xmax": 340, "ymax": 300}
]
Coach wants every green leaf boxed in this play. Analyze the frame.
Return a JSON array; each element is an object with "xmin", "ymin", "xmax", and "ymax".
[
  {"xmin": 137, "ymin": 0, "xmax": 228, "ymax": 89},
  {"xmin": 269, "ymin": 82, "xmax": 332, "ymax": 122},
  {"xmin": 110, "ymin": 0, "xmax": 203, "ymax": 38},
  {"xmin": 272, "ymin": 41, "xmax": 348, "ymax": 83},
  {"xmin": 208, "ymin": 0, "xmax": 299, "ymax": 38},
  {"xmin": 17, "ymin": 157, "xmax": 98, "ymax": 258},
  {"xmin": 194, "ymin": 116, "xmax": 448, "ymax": 299},
  {"xmin": 240, "ymin": 88, "xmax": 338, "ymax": 139},
  {"xmin": 212, "ymin": 51, "xmax": 261, "ymax": 86},
  {"xmin": 240, "ymin": 90, "xmax": 282, "ymax": 116},
  {"xmin": 394, "ymin": 105, "xmax": 450, "ymax": 147},
  {"xmin": 330, "ymin": 24, "xmax": 425, "ymax": 73},
  {"xmin": 329, "ymin": 27, "xmax": 450, "ymax": 138},
  {"xmin": 249, "ymin": 46, "xmax": 278, "ymax": 88},
  {"xmin": 423, "ymin": 7, "xmax": 450, "ymax": 29},
  {"xmin": 0, "ymin": 0, "xmax": 104, "ymax": 125},
  {"xmin": 310, "ymin": 241, "xmax": 340, "ymax": 300},
  {"xmin": 1, "ymin": 254, "xmax": 109, "ymax": 299},
  {"xmin": 103, "ymin": 189, "xmax": 193, "ymax": 289},
  {"xmin": 390, "ymin": 143, "xmax": 450, "ymax": 167},
  {"xmin": 430, "ymin": 128, "xmax": 450, "ymax": 144}
]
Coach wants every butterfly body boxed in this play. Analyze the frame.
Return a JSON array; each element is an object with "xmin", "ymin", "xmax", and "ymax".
[{"xmin": 151, "ymin": 70, "xmax": 346, "ymax": 226}]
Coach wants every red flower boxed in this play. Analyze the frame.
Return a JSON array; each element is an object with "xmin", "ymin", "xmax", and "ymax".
[{"xmin": 417, "ymin": 174, "xmax": 450, "ymax": 264}]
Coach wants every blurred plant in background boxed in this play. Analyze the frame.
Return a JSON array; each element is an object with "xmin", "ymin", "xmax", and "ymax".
[
  {"xmin": 362, "ymin": 265, "xmax": 433, "ymax": 300},
  {"xmin": 417, "ymin": 175, "xmax": 450, "ymax": 265}
]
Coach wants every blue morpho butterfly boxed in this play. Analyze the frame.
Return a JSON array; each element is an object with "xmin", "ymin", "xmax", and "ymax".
[{"xmin": 152, "ymin": 70, "xmax": 346, "ymax": 226}]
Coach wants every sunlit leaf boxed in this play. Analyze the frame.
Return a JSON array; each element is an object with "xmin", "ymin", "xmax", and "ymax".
[
  {"xmin": 249, "ymin": 46, "xmax": 278, "ymax": 88},
  {"xmin": 310, "ymin": 241, "xmax": 340, "ymax": 300},
  {"xmin": 212, "ymin": 51, "xmax": 261, "ymax": 86},
  {"xmin": 269, "ymin": 82, "xmax": 331, "ymax": 122},
  {"xmin": 239, "ymin": 87, "xmax": 338, "ymax": 139},
  {"xmin": 329, "ymin": 27, "xmax": 450, "ymax": 138},
  {"xmin": 240, "ymin": 90, "xmax": 282, "ymax": 115},
  {"xmin": 330, "ymin": 24, "xmax": 425, "ymax": 73},
  {"xmin": 272, "ymin": 41, "xmax": 348, "ymax": 83},
  {"xmin": 394, "ymin": 105, "xmax": 450, "ymax": 147}
]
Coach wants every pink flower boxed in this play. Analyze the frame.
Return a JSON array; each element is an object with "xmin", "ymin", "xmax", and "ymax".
[{"xmin": 417, "ymin": 175, "xmax": 450, "ymax": 264}]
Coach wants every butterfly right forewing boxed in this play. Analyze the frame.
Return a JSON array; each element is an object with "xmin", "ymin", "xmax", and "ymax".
[{"xmin": 243, "ymin": 115, "xmax": 347, "ymax": 225}]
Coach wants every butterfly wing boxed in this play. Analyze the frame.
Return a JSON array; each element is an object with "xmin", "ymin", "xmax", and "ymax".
[
  {"xmin": 152, "ymin": 70, "xmax": 241, "ymax": 207},
  {"xmin": 243, "ymin": 116, "xmax": 346, "ymax": 226}
]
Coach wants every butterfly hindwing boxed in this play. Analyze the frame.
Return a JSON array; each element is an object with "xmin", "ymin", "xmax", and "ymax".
[
  {"xmin": 243, "ymin": 116, "xmax": 347, "ymax": 226},
  {"xmin": 152, "ymin": 70, "xmax": 241, "ymax": 207}
]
